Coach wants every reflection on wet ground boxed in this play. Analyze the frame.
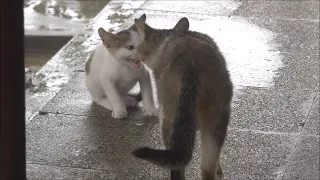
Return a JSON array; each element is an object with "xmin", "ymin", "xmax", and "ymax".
[
  {"xmin": 24, "ymin": 0, "xmax": 110, "ymax": 65},
  {"xmin": 24, "ymin": 0, "xmax": 110, "ymax": 37},
  {"xmin": 24, "ymin": 0, "xmax": 110, "ymax": 21},
  {"xmin": 24, "ymin": 0, "xmax": 110, "ymax": 88},
  {"xmin": 191, "ymin": 18, "xmax": 283, "ymax": 92}
]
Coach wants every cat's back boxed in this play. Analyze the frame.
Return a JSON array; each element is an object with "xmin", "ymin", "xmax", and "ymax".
[
  {"xmin": 161, "ymin": 31, "xmax": 233, "ymax": 104},
  {"xmin": 162, "ymin": 31, "xmax": 227, "ymax": 74}
]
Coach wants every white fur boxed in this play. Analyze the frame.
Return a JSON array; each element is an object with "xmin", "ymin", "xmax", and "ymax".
[
  {"xmin": 85, "ymin": 42, "xmax": 157, "ymax": 119},
  {"xmin": 130, "ymin": 31, "xmax": 143, "ymax": 48}
]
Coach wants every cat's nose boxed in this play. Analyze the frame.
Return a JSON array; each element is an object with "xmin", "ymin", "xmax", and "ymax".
[
  {"xmin": 134, "ymin": 53, "xmax": 145, "ymax": 62},
  {"xmin": 139, "ymin": 54, "xmax": 146, "ymax": 62},
  {"xmin": 132, "ymin": 54, "xmax": 139, "ymax": 61}
]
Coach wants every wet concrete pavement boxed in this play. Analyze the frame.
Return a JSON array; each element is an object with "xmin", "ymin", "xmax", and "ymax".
[{"xmin": 26, "ymin": 0, "xmax": 319, "ymax": 179}]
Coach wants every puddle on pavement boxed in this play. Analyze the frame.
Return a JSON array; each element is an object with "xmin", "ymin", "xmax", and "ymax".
[
  {"xmin": 145, "ymin": 14, "xmax": 284, "ymax": 97},
  {"xmin": 24, "ymin": 0, "xmax": 110, "ymax": 88},
  {"xmin": 24, "ymin": 0, "xmax": 110, "ymax": 67},
  {"xmin": 189, "ymin": 17, "xmax": 283, "ymax": 95},
  {"xmin": 24, "ymin": 0, "xmax": 110, "ymax": 21}
]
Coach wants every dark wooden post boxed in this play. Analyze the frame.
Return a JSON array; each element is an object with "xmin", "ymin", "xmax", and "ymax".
[{"xmin": 1, "ymin": 0, "xmax": 26, "ymax": 179}]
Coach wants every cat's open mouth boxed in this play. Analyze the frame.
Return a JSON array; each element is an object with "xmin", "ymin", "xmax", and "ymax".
[{"xmin": 126, "ymin": 58, "xmax": 142, "ymax": 69}]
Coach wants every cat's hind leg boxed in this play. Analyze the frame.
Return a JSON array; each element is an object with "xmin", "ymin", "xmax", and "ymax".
[
  {"xmin": 200, "ymin": 105, "xmax": 230, "ymax": 180},
  {"xmin": 85, "ymin": 76, "xmax": 113, "ymax": 110},
  {"xmin": 123, "ymin": 95, "xmax": 138, "ymax": 107}
]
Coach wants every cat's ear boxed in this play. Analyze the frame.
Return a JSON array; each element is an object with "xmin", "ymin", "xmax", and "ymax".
[
  {"xmin": 134, "ymin": 18, "xmax": 146, "ymax": 35},
  {"xmin": 134, "ymin": 18, "xmax": 153, "ymax": 38},
  {"xmin": 173, "ymin": 17, "xmax": 189, "ymax": 32},
  {"xmin": 98, "ymin": 28, "xmax": 114, "ymax": 48},
  {"xmin": 138, "ymin": 14, "xmax": 146, "ymax": 22}
]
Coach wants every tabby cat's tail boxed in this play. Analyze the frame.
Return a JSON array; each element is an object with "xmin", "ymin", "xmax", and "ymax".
[{"xmin": 132, "ymin": 72, "xmax": 197, "ymax": 169}]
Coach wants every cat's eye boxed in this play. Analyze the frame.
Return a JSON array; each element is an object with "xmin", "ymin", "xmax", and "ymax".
[{"xmin": 126, "ymin": 45, "xmax": 135, "ymax": 50}]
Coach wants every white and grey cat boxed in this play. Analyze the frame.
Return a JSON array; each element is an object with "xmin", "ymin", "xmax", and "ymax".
[{"xmin": 85, "ymin": 14, "xmax": 157, "ymax": 119}]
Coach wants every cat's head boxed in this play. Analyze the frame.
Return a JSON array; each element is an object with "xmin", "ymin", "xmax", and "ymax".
[
  {"xmin": 131, "ymin": 17, "xmax": 189, "ymax": 69},
  {"xmin": 97, "ymin": 14, "xmax": 146, "ymax": 69}
]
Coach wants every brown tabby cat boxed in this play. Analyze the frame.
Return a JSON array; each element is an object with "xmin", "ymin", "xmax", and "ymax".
[{"xmin": 131, "ymin": 17, "xmax": 233, "ymax": 180}]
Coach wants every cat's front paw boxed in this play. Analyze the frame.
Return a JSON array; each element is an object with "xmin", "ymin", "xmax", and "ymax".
[
  {"xmin": 145, "ymin": 107, "xmax": 158, "ymax": 116},
  {"xmin": 112, "ymin": 110, "xmax": 127, "ymax": 119}
]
